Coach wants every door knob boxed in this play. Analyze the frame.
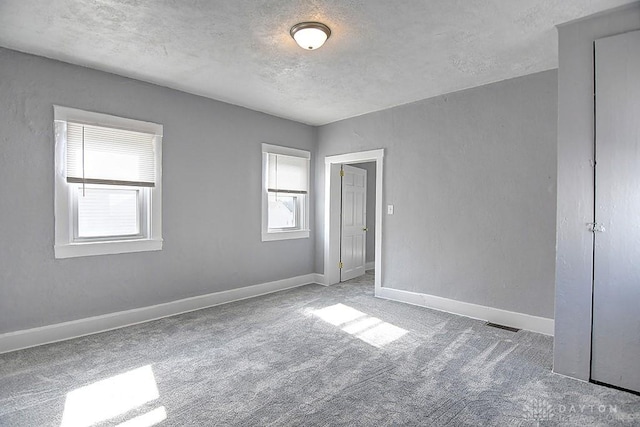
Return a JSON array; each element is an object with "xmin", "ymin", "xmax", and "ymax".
[{"xmin": 362, "ymin": 227, "xmax": 368, "ymax": 231}]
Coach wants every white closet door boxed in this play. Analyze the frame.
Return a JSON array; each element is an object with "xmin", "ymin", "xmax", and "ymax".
[{"xmin": 592, "ymin": 30, "xmax": 640, "ymax": 394}]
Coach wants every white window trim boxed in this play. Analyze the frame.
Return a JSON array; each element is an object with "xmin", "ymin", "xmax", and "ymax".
[
  {"xmin": 261, "ymin": 143, "xmax": 310, "ymax": 242},
  {"xmin": 54, "ymin": 106, "xmax": 163, "ymax": 258}
]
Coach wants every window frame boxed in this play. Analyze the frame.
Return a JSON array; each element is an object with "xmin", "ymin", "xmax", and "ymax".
[
  {"xmin": 54, "ymin": 106, "xmax": 163, "ymax": 258},
  {"xmin": 261, "ymin": 143, "xmax": 310, "ymax": 242}
]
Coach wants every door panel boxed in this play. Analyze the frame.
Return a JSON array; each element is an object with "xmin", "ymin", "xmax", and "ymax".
[
  {"xmin": 341, "ymin": 165, "xmax": 367, "ymax": 281},
  {"xmin": 592, "ymin": 30, "xmax": 640, "ymax": 393}
]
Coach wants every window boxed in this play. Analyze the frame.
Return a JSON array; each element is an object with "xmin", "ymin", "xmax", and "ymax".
[
  {"xmin": 54, "ymin": 106, "xmax": 162, "ymax": 258},
  {"xmin": 262, "ymin": 143, "xmax": 310, "ymax": 241}
]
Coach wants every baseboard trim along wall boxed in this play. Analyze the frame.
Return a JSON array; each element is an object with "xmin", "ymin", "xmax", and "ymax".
[
  {"xmin": 365, "ymin": 261, "xmax": 375, "ymax": 271},
  {"xmin": 313, "ymin": 273, "xmax": 327, "ymax": 286},
  {"xmin": 0, "ymin": 274, "xmax": 321, "ymax": 354},
  {"xmin": 376, "ymin": 286, "xmax": 554, "ymax": 336}
]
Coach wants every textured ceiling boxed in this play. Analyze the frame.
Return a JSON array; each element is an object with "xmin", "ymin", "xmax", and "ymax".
[{"xmin": 0, "ymin": 0, "xmax": 635, "ymax": 125}]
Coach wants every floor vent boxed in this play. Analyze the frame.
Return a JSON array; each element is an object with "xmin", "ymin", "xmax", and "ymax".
[{"xmin": 486, "ymin": 322, "xmax": 520, "ymax": 333}]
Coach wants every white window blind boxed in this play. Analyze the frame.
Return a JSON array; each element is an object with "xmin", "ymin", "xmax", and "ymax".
[
  {"xmin": 77, "ymin": 187, "xmax": 140, "ymax": 238},
  {"xmin": 66, "ymin": 122, "xmax": 157, "ymax": 187},
  {"xmin": 267, "ymin": 153, "xmax": 309, "ymax": 194}
]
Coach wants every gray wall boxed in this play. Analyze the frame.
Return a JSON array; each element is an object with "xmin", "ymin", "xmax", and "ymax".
[
  {"xmin": 554, "ymin": 2, "xmax": 640, "ymax": 380},
  {"xmin": 0, "ymin": 47, "xmax": 316, "ymax": 334},
  {"xmin": 316, "ymin": 70, "xmax": 558, "ymax": 319},
  {"xmin": 351, "ymin": 162, "xmax": 376, "ymax": 264}
]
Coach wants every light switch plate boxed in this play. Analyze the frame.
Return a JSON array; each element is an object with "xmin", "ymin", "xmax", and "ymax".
[{"xmin": 387, "ymin": 204, "xmax": 394, "ymax": 215}]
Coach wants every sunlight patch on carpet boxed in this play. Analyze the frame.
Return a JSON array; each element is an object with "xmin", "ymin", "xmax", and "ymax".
[
  {"xmin": 311, "ymin": 303, "xmax": 408, "ymax": 348},
  {"xmin": 116, "ymin": 406, "xmax": 167, "ymax": 427},
  {"xmin": 60, "ymin": 365, "xmax": 164, "ymax": 427}
]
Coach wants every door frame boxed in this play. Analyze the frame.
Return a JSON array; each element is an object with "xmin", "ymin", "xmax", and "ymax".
[{"xmin": 324, "ymin": 149, "xmax": 384, "ymax": 293}]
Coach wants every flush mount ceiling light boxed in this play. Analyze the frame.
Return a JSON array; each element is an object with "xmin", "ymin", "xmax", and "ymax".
[{"xmin": 290, "ymin": 22, "xmax": 331, "ymax": 50}]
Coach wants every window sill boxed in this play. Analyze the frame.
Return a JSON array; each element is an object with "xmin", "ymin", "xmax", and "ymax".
[
  {"xmin": 261, "ymin": 229, "xmax": 310, "ymax": 242},
  {"xmin": 55, "ymin": 239, "xmax": 163, "ymax": 259}
]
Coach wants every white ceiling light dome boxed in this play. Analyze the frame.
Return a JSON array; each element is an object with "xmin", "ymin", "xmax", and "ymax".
[{"xmin": 290, "ymin": 22, "xmax": 331, "ymax": 50}]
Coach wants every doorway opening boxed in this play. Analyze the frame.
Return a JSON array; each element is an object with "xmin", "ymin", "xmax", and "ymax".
[
  {"xmin": 340, "ymin": 163, "xmax": 373, "ymax": 281},
  {"xmin": 323, "ymin": 149, "xmax": 384, "ymax": 294}
]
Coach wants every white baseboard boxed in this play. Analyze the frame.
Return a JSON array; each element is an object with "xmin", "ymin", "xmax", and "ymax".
[
  {"xmin": 312, "ymin": 273, "xmax": 327, "ymax": 286},
  {"xmin": 376, "ymin": 286, "xmax": 554, "ymax": 336},
  {"xmin": 0, "ymin": 274, "xmax": 318, "ymax": 354},
  {"xmin": 365, "ymin": 261, "xmax": 375, "ymax": 271},
  {"xmin": 551, "ymin": 370, "xmax": 590, "ymax": 383}
]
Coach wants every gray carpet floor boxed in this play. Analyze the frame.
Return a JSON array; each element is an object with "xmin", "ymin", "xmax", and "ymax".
[{"xmin": 1, "ymin": 271, "xmax": 639, "ymax": 426}]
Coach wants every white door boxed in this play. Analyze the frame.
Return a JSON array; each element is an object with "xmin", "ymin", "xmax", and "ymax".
[
  {"xmin": 591, "ymin": 30, "xmax": 640, "ymax": 394},
  {"xmin": 340, "ymin": 165, "xmax": 367, "ymax": 281}
]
